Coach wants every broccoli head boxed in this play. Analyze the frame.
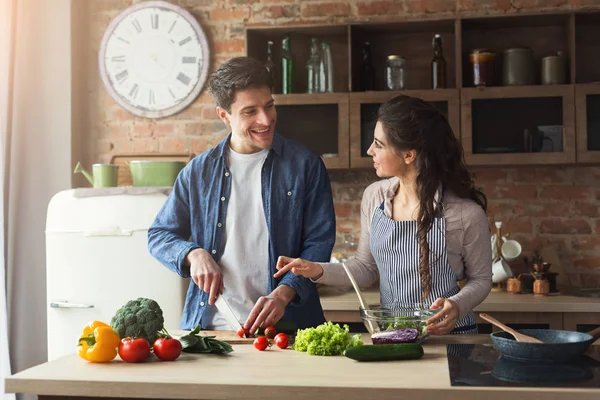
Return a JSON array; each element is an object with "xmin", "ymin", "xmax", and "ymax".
[{"xmin": 110, "ymin": 297, "xmax": 165, "ymax": 344}]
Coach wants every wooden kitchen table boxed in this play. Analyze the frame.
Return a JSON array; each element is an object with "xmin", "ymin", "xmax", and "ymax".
[{"xmin": 5, "ymin": 335, "xmax": 600, "ymax": 400}]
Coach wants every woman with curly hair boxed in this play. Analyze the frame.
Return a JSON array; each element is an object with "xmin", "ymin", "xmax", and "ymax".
[{"xmin": 275, "ymin": 95, "xmax": 492, "ymax": 335}]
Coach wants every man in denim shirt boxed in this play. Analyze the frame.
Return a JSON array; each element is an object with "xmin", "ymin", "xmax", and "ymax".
[{"xmin": 148, "ymin": 57, "xmax": 335, "ymax": 334}]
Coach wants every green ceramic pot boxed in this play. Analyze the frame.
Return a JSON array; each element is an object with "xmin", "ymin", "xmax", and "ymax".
[{"xmin": 129, "ymin": 160, "xmax": 186, "ymax": 187}]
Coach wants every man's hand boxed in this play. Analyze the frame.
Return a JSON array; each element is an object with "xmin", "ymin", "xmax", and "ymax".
[
  {"xmin": 243, "ymin": 285, "xmax": 296, "ymax": 335},
  {"xmin": 186, "ymin": 248, "xmax": 223, "ymax": 306},
  {"xmin": 426, "ymin": 298, "xmax": 460, "ymax": 335},
  {"xmin": 273, "ymin": 256, "xmax": 324, "ymax": 280}
]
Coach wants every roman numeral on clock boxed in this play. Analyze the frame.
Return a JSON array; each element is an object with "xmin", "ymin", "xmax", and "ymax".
[
  {"xmin": 149, "ymin": 90, "xmax": 155, "ymax": 105},
  {"xmin": 182, "ymin": 57, "xmax": 196, "ymax": 64},
  {"xmin": 132, "ymin": 18, "xmax": 142, "ymax": 33},
  {"xmin": 115, "ymin": 70, "xmax": 129, "ymax": 84},
  {"xmin": 111, "ymin": 55, "xmax": 126, "ymax": 62},
  {"xmin": 151, "ymin": 14, "xmax": 159, "ymax": 29},
  {"xmin": 129, "ymin": 83, "xmax": 139, "ymax": 99},
  {"xmin": 179, "ymin": 36, "xmax": 191, "ymax": 46},
  {"xmin": 177, "ymin": 72, "xmax": 191, "ymax": 85}
]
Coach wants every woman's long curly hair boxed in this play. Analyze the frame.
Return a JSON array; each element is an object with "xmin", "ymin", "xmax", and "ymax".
[{"xmin": 377, "ymin": 95, "xmax": 487, "ymax": 303}]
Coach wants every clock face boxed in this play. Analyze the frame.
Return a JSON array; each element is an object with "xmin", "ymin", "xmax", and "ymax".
[{"xmin": 99, "ymin": 1, "xmax": 210, "ymax": 118}]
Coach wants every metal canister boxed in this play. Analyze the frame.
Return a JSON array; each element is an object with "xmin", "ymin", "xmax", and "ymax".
[
  {"xmin": 503, "ymin": 48, "xmax": 534, "ymax": 86},
  {"xmin": 541, "ymin": 52, "xmax": 567, "ymax": 85}
]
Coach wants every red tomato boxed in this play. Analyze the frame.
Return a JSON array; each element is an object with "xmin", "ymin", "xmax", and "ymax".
[
  {"xmin": 237, "ymin": 327, "xmax": 251, "ymax": 338},
  {"xmin": 118, "ymin": 337, "xmax": 150, "ymax": 363},
  {"xmin": 253, "ymin": 336, "xmax": 269, "ymax": 351},
  {"xmin": 264, "ymin": 326, "xmax": 277, "ymax": 339},
  {"xmin": 274, "ymin": 333, "xmax": 288, "ymax": 349},
  {"xmin": 153, "ymin": 337, "xmax": 182, "ymax": 361}
]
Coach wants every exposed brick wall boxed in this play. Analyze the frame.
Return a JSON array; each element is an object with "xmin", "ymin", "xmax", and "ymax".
[{"xmin": 80, "ymin": 0, "xmax": 600, "ymax": 287}]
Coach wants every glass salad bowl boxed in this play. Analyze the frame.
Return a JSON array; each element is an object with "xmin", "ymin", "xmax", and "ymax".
[{"xmin": 360, "ymin": 303, "xmax": 442, "ymax": 344}]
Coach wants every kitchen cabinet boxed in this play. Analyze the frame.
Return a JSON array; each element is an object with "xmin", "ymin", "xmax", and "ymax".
[
  {"xmin": 246, "ymin": 10, "xmax": 600, "ymax": 169},
  {"xmin": 349, "ymin": 89, "xmax": 460, "ymax": 168},
  {"xmin": 272, "ymin": 93, "xmax": 349, "ymax": 169},
  {"xmin": 575, "ymin": 83, "xmax": 600, "ymax": 163},
  {"xmin": 461, "ymin": 85, "xmax": 576, "ymax": 166}
]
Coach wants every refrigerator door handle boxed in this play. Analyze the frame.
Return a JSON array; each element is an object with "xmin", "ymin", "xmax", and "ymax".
[{"xmin": 50, "ymin": 301, "xmax": 94, "ymax": 309}]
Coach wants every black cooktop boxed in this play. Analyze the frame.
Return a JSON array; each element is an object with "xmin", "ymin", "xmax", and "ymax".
[{"xmin": 447, "ymin": 344, "xmax": 600, "ymax": 388}]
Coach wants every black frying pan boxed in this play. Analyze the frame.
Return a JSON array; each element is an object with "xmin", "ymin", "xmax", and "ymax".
[{"xmin": 490, "ymin": 327, "xmax": 600, "ymax": 363}]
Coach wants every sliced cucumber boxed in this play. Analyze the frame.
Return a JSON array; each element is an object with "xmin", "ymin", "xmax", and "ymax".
[{"xmin": 343, "ymin": 343, "xmax": 424, "ymax": 362}]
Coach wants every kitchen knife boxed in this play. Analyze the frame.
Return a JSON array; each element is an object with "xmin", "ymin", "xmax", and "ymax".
[{"xmin": 214, "ymin": 295, "xmax": 244, "ymax": 332}]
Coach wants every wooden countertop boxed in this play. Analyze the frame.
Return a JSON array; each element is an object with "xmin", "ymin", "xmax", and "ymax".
[
  {"xmin": 318, "ymin": 286, "xmax": 600, "ymax": 313},
  {"xmin": 5, "ymin": 335, "xmax": 600, "ymax": 400}
]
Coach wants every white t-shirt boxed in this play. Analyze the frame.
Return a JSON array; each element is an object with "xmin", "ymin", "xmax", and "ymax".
[{"xmin": 203, "ymin": 146, "xmax": 270, "ymax": 330}]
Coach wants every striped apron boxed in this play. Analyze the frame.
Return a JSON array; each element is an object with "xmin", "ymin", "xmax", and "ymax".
[{"xmin": 370, "ymin": 201, "xmax": 477, "ymax": 334}]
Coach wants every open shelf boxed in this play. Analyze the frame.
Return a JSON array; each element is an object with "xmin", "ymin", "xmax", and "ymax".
[
  {"xmin": 575, "ymin": 83, "xmax": 600, "ymax": 163},
  {"xmin": 575, "ymin": 12, "xmax": 600, "ymax": 83},
  {"xmin": 349, "ymin": 89, "xmax": 460, "ymax": 169},
  {"xmin": 461, "ymin": 13, "xmax": 572, "ymax": 88},
  {"xmin": 273, "ymin": 93, "xmax": 349, "ymax": 169},
  {"xmin": 246, "ymin": 25, "xmax": 349, "ymax": 94},
  {"xmin": 246, "ymin": 10, "xmax": 600, "ymax": 168},
  {"xmin": 461, "ymin": 85, "xmax": 575, "ymax": 165},
  {"xmin": 349, "ymin": 19, "xmax": 457, "ymax": 91}
]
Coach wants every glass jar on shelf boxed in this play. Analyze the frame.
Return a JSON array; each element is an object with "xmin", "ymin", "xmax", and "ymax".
[
  {"xmin": 385, "ymin": 55, "xmax": 406, "ymax": 91},
  {"xmin": 469, "ymin": 49, "xmax": 495, "ymax": 87}
]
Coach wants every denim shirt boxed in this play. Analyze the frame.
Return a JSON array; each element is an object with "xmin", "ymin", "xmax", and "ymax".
[{"xmin": 148, "ymin": 133, "xmax": 335, "ymax": 330}]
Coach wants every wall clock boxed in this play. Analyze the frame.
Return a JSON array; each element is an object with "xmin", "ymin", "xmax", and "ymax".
[{"xmin": 99, "ymin": 1, "xmax": 210, "ymax": 119}]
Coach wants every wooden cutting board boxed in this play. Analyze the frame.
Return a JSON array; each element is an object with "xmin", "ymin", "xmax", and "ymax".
[{"xmin": 170, "ymin": 329, "xmax": 255, "ymax": 344}]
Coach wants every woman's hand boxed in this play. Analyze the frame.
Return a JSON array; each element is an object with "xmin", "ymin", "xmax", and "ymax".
[
  {"xmin": 426, "ymin": 298, "xmax": 460, "ymax": 335},
  {"xmin": 273, "ymin": 256, "xmax": 324, "ymax": 280}
]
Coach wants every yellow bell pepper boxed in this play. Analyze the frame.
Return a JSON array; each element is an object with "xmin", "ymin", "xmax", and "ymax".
[{"xmin": 77, "ymin": 320, "xmax": 120, "ymax": 363}]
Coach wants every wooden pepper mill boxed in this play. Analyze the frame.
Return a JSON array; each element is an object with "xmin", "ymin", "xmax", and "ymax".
[
  {"xmin": 507, "ymin": 275, "xmax": 522, "ymax": 294},
  {"xmin": 533, "ymin": 278, "xmax": 550, "ymax": 296}
]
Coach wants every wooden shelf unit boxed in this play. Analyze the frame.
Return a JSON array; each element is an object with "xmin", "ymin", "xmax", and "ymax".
[
  {"xmin": 461, "ymin": 84, "xmax": 576, "ymax": 166},
  {"xmin": 246, "ymin": 9, "xmax": 600, "ymax": 169},
  {"xmin": 272, "ymin": 93, "xmax": 349, "ymax": 169},
  {"xmin": 349, "ymin": 89, "xmax": 460, "ymax": 168},
  {"xmin": 575, "ymin": 83, "xmax": 600, "ymax": 163}
]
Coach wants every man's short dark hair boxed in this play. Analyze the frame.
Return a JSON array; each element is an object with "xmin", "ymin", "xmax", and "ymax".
[{"xmin": 208, "ymin": 57, "xmax": 273, "ymax": 113}]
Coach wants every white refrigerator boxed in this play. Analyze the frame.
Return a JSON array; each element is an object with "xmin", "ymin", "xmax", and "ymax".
[{"xmin": 45, "ymin": 189, "xmax": 187, "ymax": 361}]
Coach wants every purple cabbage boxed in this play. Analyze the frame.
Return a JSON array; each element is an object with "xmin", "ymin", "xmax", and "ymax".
[{"xmin": 371, "ymin": 328, "xmax": 419, "ymax": 344}]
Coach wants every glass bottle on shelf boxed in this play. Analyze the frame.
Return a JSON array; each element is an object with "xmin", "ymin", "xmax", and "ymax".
[
  {"xmin": 281, "ymin": 34, "xmax": 294, "ymax": 94},
  {"xmin": 264, "ymin": 40, "xmax": 277, "ymax": 93},
  {"xmin": 319, "ymin": 41, "xmax": 334, "ymax": 93},
  {"xmin": 306, "ymin": 38, "xmax": 321, "ymax": 93},
  {"xmin": 431, "ymin": 34, "xmax": 446, "ymax": 89},
  {"xmin": 385, "ymin": 55, "xmax": 406, "ymax": 90},
  {"xmin": 359, "ymin": 41, "xmax": 375, "ymax": 91}
]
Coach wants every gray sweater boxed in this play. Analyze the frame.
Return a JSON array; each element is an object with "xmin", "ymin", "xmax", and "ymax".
[{"xmin": 317, "ymin": 177, "xmax": 492, "ymax": 319}]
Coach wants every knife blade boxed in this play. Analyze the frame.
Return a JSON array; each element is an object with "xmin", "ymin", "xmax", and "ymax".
[{"xmin": 214, "ymin": 295, "xmax": 244, "ymax": 332}]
